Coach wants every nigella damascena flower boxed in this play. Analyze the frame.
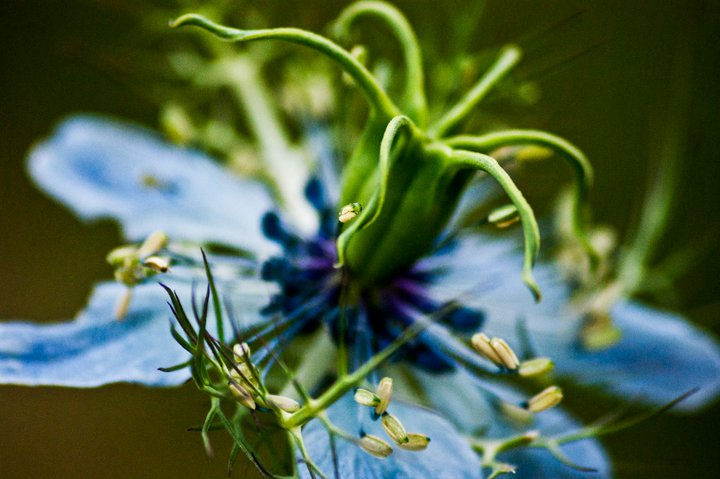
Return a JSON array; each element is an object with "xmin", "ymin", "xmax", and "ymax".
[{"xmin": 2, "ymin": 2, "xmax": 720, "ymax": 478}]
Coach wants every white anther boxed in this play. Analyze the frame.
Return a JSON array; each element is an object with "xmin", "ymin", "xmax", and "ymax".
[
  {"xmin": 490, "ymin": 338, "xmax": 520, "ymax": 370},
  {"xmin": 354, "ymin": 388, "xmax": 380, "ymax": 407},
  {"xmin": 471, "ymin": 333, "xmax": 503, "ymax": 365},
  {"xmin": 359, "ymin": 434, "xmax": 393, "ymax": 458},
  {"xmin": 375, "ymin": 377, "xmax": 393, "ymax": 416},
  {"xmin": 143, "ymin": 256, "xmax": 170, "ymax": 273},
  {"xmin": 338, "ymin": 202, "xmax": 362, "ymax": 223},
  {"xmin": 381, "ymin": 413, "xmax": 409, "ymax": 445}
]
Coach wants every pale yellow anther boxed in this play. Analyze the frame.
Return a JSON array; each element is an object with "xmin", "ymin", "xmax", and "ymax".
[
  {"xmin": 359, "ymin": 434, "xmax": 393, "ymax": 458},
  {"xmin": 471, "ymin": 333, "xmax": 503, "ymax": 365},
  {"xmin": 229, "ymin": 382, "xmax": 256, "ymax": 410},
  {"xmin": 381, "ymin": 413, "xmax": 409, "ymax": 445},
  {"xmin": 399, "ymin": 433, "xmax": 431, "ymax": 451},
  {"xmin": 518, "ymin": 357, "xmax": 554, "ymax": 377},
  {"xmin": 266, "ymin": 394, "xmax": 300, "ymax": 413},
  {"xmin": 488, "ymin": 204, "xmax": 519, "ymax": 228},
  {"xmin": 338, "ymin": 202, "xmax": 363, "ymax": 223},
  {"xmin": 137, "ymin": 230, "xmax": 168, "ymax": 258},
  {"xmin": 143, "ymin": 256, "xmax": 170, "ymax": 273},
  {"xmin": 490, "ymin": 338, "xmax": 520, "ymax": 370},
  {"xmin": 375, "ymin": 377, "xmax": 393, "ymax": 416},
  {"xmin": 526, "ymin": 386, "xmax": 563, "ymax": 413},
  {"xmin": 354, "ymin": 388, "xmax": 381, "ymax": 407}
]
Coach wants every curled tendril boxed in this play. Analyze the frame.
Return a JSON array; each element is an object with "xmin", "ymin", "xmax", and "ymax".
[
  {"xmin": 448, "ymin": 148, "xmax": 542, "ymax": 301},
  {"xmin": 446, "ymin": 129, "xmax": 598, "ymax": 262},
  {"xmin": 430, "ymin": 45, "xmax": 522, "ymax": 138},
  {"xmin": 333, "ymin": 1, "xmax": 428, "ymax": 126},
  {"xmin": 170, "ymin": 13, "xmax": 400, "ymax": 120}
]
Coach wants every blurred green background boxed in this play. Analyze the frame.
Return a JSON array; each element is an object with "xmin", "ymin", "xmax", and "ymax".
[{"xmin": 1, "ymin": 0, "xmax": 719, "ymax": 477}]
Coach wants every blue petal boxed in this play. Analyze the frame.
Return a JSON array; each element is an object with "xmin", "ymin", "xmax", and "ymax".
[
  {"xmin": 29, "ymin": 115, "xmax": 277, "ymax": 255},
  {"xmin": 555, "ymin": 301, "xmax": 720, "ymax": 411},
  {"xmin": 499, "ymin": 443, "xmax": 609, "ymax": 479},
  {"xmin": 298, "ymin": 394, "xmax": 483, "ymax": 479},
  {"xmin": 0, "ymin": 266, "xmax": 275, "ymax": 388},
  {"xmin": 411, "ymin": 368, "xmax": 611, "ymax": 478},
  {"xmin": 0, "ymin": 282, "xmax": 187, "ymax": 387},
  {"xmin": 431, "ymin": 234, "xmax": 720, "ymax": 410}
]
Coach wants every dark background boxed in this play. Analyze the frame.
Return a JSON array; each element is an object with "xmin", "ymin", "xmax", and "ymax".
[{"xmin": 1, "ymin": 1, "xmax": 719, "ymax": 477}]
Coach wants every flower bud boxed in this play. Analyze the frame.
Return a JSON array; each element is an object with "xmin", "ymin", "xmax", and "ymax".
[
  {"xmin": 359, "ymin": 434, "xmax": 393, "ymax": 458},
  {"xmin": 229, "ymin": 382, "xmax": 256, "ymax": 410},
  {"xmin": 381, "ymin": 413, "xmax": 409, "ymax": 445},
  {"xmin": 518, "ymin": 357, "xmax": 554, "ymax": 377},
  {"xmin": 266, "ymin": 394, "xmax": 300, "ymax": 413},
  {"xmin": 399, "ymin": 433, "xmax": 431, "ymax": 451},
  {"xmin": 375, "ymin": 377, "xmax": 393, "ymax": 415},
  {"xmin": 233, "ymin": 342, "xmax": 252, "ymax": 362},
  {"xmin": 228, "ymin": 363, "xmax": 259, "ymax": 389},
  {"xmin": 354, "ymin": 388, "xmax": 380, "ymax": 407},
  {"xmin": 526, "ymin": 386, "xmax": 563, "ymax": 413}
]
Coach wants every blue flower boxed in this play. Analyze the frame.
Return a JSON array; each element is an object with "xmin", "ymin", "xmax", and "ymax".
[
  {"xmin": 3, "ymin": 3, "xmax": 720, "ymax": 478},
  {"xmin": 2, "ymin": 114, "xmax": 719, "ymax": 478}
]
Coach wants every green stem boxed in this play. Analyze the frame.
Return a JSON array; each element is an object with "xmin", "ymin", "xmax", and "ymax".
[
  {"xmin": 171, "ymin": 14, "xmax": 400, "ymax": 119},
  {"xmin": 447, "ymin": 129, "xmax": 597, "ymax": 260},
  {"xmin": 430, "ymin": 45, "xmax": 522, "ymax": 138},
  {"xmin": 216, "ymin": 56, "xmax": 313, "ymax": 223},
  {"xmin": 284, "ymin": 319, "xmax": 427, "ymax": 428},
  {"xmin": 448, "ymin": 147, "xmax": 542, "ymax": 301},
  {"xmin": 334, "ymin": 1, "xmax": 428, "ymax": 125}
]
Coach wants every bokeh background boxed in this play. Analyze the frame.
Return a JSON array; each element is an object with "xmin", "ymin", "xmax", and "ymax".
[{"xmin": 1, "ymin": 0, "xmax": 719, "ymax": 477}]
